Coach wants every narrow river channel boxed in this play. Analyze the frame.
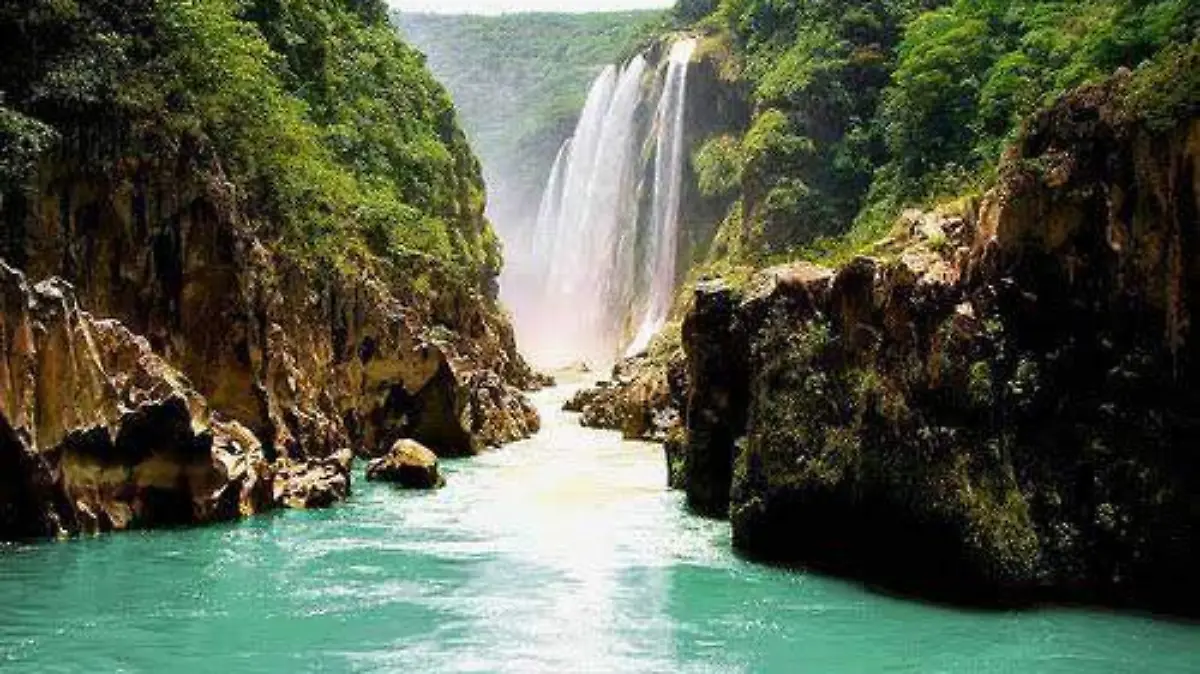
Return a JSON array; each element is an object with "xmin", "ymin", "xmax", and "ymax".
[{"xmin": 2, "ymin": 378, "xmax": 1197, "ymax": 673}]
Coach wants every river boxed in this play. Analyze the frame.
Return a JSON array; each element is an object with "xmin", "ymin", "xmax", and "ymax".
[{"xmin": 2, "ymin": 378, "xmax": 1198, "ymax": 672}]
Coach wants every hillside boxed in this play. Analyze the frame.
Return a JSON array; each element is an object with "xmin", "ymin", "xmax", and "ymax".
[
  {"xmin": 0, "ymin": 0, "xmax": 538, "ymax": 538},
  {"xmin": 395, "ymin": 11, "xmax": 664, "ymax": 238},
  {"xmin": 571, "ymin": 0, "xmax": 1200, "ymax": 612},
  {"xmin": 684, "ymin": 0, "xmax": 1199, "ymax": 263}
]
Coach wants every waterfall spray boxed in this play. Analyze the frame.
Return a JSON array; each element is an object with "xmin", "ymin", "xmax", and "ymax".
[{"xmin": 510, "ymin": 39, "xmax": 696, "ymax": 368}]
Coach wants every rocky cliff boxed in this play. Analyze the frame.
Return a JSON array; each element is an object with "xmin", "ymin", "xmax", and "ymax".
[
  {"xmin": 0, "ymin": 0, "xmax": 545, "ymax": 541},
  {"xmin": 0, "ymin": 155, "xmax": 540, "ymax": 539},
  {"xmin": 672, "ymin": 69, "xmax": 1200, "ymax": 611},
  {"xmin": 0, "ymin": 261, "xmax": 272, "ymax": 537}
]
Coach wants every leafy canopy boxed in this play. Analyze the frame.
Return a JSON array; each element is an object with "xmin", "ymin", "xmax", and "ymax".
[
  {"xmin": 0, "ymin": 0, "xmax": 498, "ymax": 284},
  {"xmin": 675, "ymin": 0, "xmax": 1198, "ymax": 262}
]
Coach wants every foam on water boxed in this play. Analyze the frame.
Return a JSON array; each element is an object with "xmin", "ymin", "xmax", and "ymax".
[{"xmin": 2, "ymin": 380, "xmax": 1198, "ymax": 673}]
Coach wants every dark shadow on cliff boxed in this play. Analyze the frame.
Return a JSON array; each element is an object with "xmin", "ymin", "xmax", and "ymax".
[{"xmin": 723, "ymin": 520, "xmax": 1200, "ymax": 624}]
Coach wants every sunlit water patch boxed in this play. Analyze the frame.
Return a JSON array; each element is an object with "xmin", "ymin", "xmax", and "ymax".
[{"xmin": 2, "ymin": 379, "xmax": 1198, "ymax": 673}]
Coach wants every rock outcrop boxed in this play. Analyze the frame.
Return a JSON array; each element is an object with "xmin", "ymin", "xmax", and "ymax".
[
  {"xmin": 677, "ymin": 73, "xmax": 1200, "ymax": 611},
  {"xmin": 365, "ymin": 439, "xmax": 444, "ymax": 490},
  {"xmin": 571, "ymin": 348, "xmax": 686, "ymax": 443},
  {"xmin": 0, "ymin": 263, "xmax": 271, "ymax": 538},
  {"xmin": 272, "ymin": 451, "xmax": 353, "ymax": 510},
  {"xmin": 7, "ymin": 160, "xmax": 538, "ymax": 458},
  {"xmin": 0, "ymin": 155, "xmax": 540, "ymax": 539},
  {"xmin": 566, "ymin": 330, "xmax": 694, "ymax": 492}
]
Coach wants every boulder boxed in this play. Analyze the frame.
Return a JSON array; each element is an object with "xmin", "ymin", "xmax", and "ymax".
[
  {"xmin": 272, "ymin": 450, "xmax": 352, "ymax": 510},
  {"xmin": 366, "ymin": 440, "xmax": 445, "ymax": 490}
]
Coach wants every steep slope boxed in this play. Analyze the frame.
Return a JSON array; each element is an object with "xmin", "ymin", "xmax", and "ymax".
[
  {"xmin": 567, "ymin": 0, "xmax": 1199, "ymax": 612},
  {"xmin": 680, "ymin": 56, "xmax": 1200, "ymax": 611},
  {"xmin": 0, "ymin": 0, "xmax": 539, "ymax": 539},
  {"xmin": 1, "ymin": 263, "xmax": 273, "ymax": 537}
]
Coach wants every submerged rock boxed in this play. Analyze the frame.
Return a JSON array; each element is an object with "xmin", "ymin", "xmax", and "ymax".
[{"xmin": 366, "ymin": 440, "xmax": 445, "ymax": 490}]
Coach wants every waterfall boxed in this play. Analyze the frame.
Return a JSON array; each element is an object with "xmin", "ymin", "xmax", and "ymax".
[
  {"xmin": 626, "ymin": 38, "xmax": 697, "ymax": 357},
  {"xmin": 511, "ymin": 39, "xmax": 696, "ymax": 368},
  {"xmin": 530, "ymin": 138, "xmax": 571, "ymax": 262}
]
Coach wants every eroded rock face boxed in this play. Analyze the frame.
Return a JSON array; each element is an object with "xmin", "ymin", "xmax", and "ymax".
[
  {"xmin": 571, "ymin": 345, "xmax": 687, "ymax": 441},
  {"xmin": 0, "ymin": 156, "xmax": 541, "ymax": 538},
  {"xmin": 273, "ymin": 450, "xmax": 352, "ymax": 510},
  {"xmin": 679, "ymin": 76, "xmax": 1200, "ymax": 610},
  {"xmin": 366, "ymin": 439, "xmax": 444, "ymax": 490},
  {"xmin": 0, "ymin": 264, "xmax": 270, "ymax": 538},
  {"xmin": 2, "ymin": 159, "xmax": 540, "ymax": 467}
]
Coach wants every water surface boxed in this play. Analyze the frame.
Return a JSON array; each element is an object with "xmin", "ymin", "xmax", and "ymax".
[{"xmin": 2, "ymin": 381, "xmax": 1198, "ymax": 673}]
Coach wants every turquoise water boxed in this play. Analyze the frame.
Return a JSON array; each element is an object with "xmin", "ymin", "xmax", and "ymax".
[{"xmin": 2, "ymin": 382, "xmax": 1198, "ymax": 673}]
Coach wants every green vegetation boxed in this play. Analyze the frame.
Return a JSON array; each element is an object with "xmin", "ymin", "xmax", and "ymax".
[
  {"xmin": 693, "ymin": 134, "xmax": 743, "ymax": 197},
  {"xmin": 879, "ymin": 0, "xmax": 1197, "ymax": 199},
  {"xmin": 0, "ymin": 0, "xmax": 495, "ymax": 283},
  {"xmin": 395, "ymin": 11, "xmax": 664, "ymax": 232},
  {"xmin": 676, "ymin": 0, "xmax": 1199, "ymax": 265}
]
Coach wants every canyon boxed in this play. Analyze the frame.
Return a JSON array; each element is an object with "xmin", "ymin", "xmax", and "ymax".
[{"xmin": 2, "ymin": 5, "xmax": 1199, "ymax": 671}]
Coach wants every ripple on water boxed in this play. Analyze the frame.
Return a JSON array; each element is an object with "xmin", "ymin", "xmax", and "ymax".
[{"xmin": 2, "ymin": 382, "xmax": 1199, "ymax": 672}]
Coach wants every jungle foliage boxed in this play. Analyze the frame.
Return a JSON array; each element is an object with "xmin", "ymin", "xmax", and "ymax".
[
  {"xmin": 0, "ymin": 0, "xmax": 497, "ymax": 281},
  {"xmin": 679, "ymin": 0, "xmax": 1199, "ymax": 259}
]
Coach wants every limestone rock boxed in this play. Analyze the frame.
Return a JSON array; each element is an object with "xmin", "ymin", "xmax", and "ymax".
[
  {"xmin": 680, "ymin": 281, "xmax": 748, "ymax": 518},
  {"xmin": 572, "ymin": 339, "xmax": 688, "ymax": 444},
  {"xmin": 1, "ymin": 264, "xmax": 271, "ymax": 539},
  {"xmin": 563, "ymin": 386, "xmax": 601, "ymax": 413},
  {"xmin": 272, "ymin": 450, "xmax": 352, "ymax": 510},
  {"xmin": 366, "ymin": 440, "xmax": 445, "ymax": 490},
  {"xmin": 0, "ymin": 151, "xmax": 541, "ymax": 535}
]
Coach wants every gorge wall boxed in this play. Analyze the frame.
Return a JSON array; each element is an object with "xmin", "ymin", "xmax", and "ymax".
[
  {"xmin": 0, "ymin": 0, "xmax": 540, "ymax": 540},
  {"xmin": 674, "ymin": 70, "xmax": 1200, "ymax": 611},
  {"xmin": 0, "ymin": 148, "xmax": 541, "ymax": 541}
]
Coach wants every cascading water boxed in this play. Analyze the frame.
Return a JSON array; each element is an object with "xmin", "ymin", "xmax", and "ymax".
[
  {"xmin": 626, "ymin": 38, "xmax": 698, "ymax": 357},
  {"xmin": 509, "ymin": 39, "xmax": 696, "ymax": 369},
  {"xmin": 530, "ymin": 138, "xmax": 571, "ymax": 262}
]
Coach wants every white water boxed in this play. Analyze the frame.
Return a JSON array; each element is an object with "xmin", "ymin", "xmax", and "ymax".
[
  {"xmin": 510, "ymin": 40, "xmax": 697, "ymax": 369},
  {"xmin": 530, "ymin": 138, "xmax": 571, "ymax": 263},
  {"xmin": 627, "ymin": 39, "xmax": 698, "ymax": 357}
]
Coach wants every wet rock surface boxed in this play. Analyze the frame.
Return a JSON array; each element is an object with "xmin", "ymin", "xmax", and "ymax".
[
  {"xmin": 272, "ymin": 451, "xmax": 353, "ymax": 510},
  {"xmin": 678, "ymin": 77, "xmax": 1200, "ymax": 612},
  {"xmin": 570, "ymin": 348, "xmax": 687, "ymax": 444},
  {"xmin": 366, "ymin": 439, "xmax": 445, "ymax": 490},
  {"xmin": 0, "ymin": 264, "xmax": 271, "ymax": 538}
]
